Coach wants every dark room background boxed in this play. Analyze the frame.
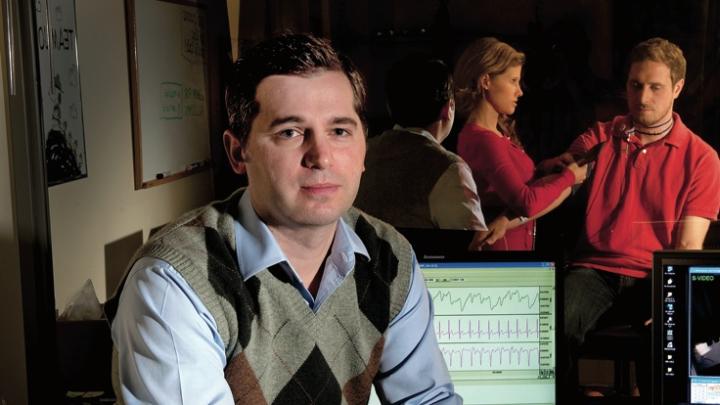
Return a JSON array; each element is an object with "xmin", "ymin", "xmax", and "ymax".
[
  {"xmin": 234, "ymin": 0, "xmax": 720, "ymax": 157},
  {"xmin": 227, "ymin": 0, "xmax": 720, "ymax": 256}
]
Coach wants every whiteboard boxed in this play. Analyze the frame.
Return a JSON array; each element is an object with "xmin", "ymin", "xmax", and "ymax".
[{"xmin": 126, "ymin": 0, "xmax": 211, "ymax": 188}]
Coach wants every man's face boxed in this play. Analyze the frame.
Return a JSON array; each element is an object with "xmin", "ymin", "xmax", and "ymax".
[
  {"xmin": 241, "ymin": 70, "xmax": 366, "ymax": 231},
  {"xmin": 626, "ymin": 60, "xmax": 684, "ymax": 128}
]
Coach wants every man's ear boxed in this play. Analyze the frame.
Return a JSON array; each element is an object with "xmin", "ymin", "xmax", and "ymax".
[
  {"xmin": 672, "ymin": 78, "xmax": 685, "ymax": 100},
  {"xmin": 440, "ymin": 98, "xmax": 455, "ymax": 121},
  {"xmin": 223, "ymin": 129, "xmax": 247, "ymax": 174}
]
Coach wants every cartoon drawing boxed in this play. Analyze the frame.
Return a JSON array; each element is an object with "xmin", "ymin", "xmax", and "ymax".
[
  {"xmin": 45, "ymin": 73, "xmax": 81, "ymax": 184},
  {"xmin": 37, "ymin": 0, "xmax": 86, "ymax": 186}
]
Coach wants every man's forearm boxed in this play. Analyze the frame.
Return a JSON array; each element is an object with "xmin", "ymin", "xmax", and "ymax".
[{"xmin": 675, "ymin": 216, "xmax": 711, "ymax": 249}]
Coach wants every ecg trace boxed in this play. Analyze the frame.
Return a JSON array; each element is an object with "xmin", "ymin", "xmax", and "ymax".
[
  {"xmin": 431, "ymin": 287, "xmax": 541, "ymax": 315},
  {"xmin": 435, "ymin": 315, "xmax": 540, "ymax": 343},
  {"xmin": 440, "ymin": 343, "xmax": 540, "ymax": 371}
]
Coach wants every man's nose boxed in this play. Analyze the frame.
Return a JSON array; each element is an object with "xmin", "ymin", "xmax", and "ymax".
[
  {"xmin": 303, "ymin": 133, "xmax": 332, "ymax": 169},
  {"xmin": 639, "ymin": 87, "xmax": 652, "ymax": 105}
]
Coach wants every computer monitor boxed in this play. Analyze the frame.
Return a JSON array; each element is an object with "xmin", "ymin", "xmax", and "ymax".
[
  {"xmin": 396, "ymin": 228, "xmax": 560, "ymax": 405},
  {"xmin": 652, "ymin": 250, "xmax": 720, "ymax": 405},
  {"xmin": 419, "ymin": 251, "xmax": 558, "ymax": 405}
]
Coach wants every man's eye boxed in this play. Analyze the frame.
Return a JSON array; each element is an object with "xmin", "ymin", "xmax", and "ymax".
[
  {"xmin": 278, "ymin": 128, "xmax": 302, "ymax": 138},
  {"xmin": 333, "ymin": 128, "xmax": 351, "ymax": 136}
]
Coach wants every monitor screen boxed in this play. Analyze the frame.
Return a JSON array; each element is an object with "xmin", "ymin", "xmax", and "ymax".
[
  {"xmin": 420, "ymin": 253, "xmax": 558, "ymax": 405},
  {"xmin": 652, "ymin": 250, "xmax": 720, "ymax": 405}
]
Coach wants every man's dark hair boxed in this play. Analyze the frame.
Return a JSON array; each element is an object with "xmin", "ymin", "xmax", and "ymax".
[
  {"xmin": 225, "ymin": 33, "xmax": 367, "ymax": 145},
  {"xmin": 385, "ymin": 54, "xmax": 453, "ymax": 128}
]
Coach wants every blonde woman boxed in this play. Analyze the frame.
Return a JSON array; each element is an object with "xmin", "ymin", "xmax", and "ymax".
[{"xmin": 455, "ymin": 37, "xmax": 586, "ymax": 250}]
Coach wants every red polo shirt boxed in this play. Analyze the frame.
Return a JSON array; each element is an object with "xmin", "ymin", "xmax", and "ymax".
[{"xmin": 567, "ymin": 113, "xmax": 720, "ymax": 278}]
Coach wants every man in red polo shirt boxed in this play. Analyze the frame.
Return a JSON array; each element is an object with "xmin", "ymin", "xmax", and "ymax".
[{"xmin": 542, "ymin": 37, "xmax": 720, "ymax": 397}]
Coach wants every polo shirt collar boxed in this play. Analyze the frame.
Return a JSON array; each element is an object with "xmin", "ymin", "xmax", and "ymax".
[
  {"xmin": 660, "ymin": 112, "xmax": 687, "ymax": 148},
  {"xmin": 617, "ymin": 112, "xmax": 688, "ymax": 149},
  {"xmin": 233, "ymin": 190, "xmax": 370, "ymax": 282}
]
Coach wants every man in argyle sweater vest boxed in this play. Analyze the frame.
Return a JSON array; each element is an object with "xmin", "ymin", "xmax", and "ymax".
[
  {"xmin": 106, "ymin": 188, "xmax": 415, "ymax": 403},
  {"xmin": 107, "ymin": 34, "xmax": 460, "ymax": 404}
]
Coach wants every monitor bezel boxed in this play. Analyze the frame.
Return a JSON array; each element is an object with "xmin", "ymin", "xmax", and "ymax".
[
  {"xmin": 397, "ymin": 227, "xmax": 563, "ymax": 264},
  {"xmin": 652, "ymin": 249, "xmax": 720, "ymax": 405}
]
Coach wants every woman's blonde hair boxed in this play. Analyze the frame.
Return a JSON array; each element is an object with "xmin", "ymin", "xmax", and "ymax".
[{"xmin": 454, "ymin": 37, "xmax": 525, "ymax": 145}]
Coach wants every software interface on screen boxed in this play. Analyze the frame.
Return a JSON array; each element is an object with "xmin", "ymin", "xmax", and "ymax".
[
  {"xmin": 421, "ymin": 260, "xmax": 557, "ymax": 405},
  {"xmin": 658, "ymin": 264, "xmax": 720, "ymax": 404}
]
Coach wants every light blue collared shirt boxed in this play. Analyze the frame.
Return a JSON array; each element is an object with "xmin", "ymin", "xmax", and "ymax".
[{"xmin": 111, "ymin": 192, "xmax": 460, "ymax": 404}]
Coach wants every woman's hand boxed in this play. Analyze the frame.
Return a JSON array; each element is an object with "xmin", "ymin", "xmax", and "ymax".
[
  {"xmin": 566, "ymin": 161, "xmax": 588, "ymax": 185},
  {"xmin": 468, "ymin": 216, "xmax": 510, "ymax": 250},
  {"xmin": 537, "ymin": 152, "xmax": 575, "ymax": 174}
]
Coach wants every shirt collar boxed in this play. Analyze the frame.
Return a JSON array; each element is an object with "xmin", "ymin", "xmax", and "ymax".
[
  {"xmin": 615, "ymin": 112, "xmax": 687, "ymax": 149},
  {"xmin": 393, "ymin": 124, "xmax": 438, "ymax": 144},
  {"xmin": 234, "ymin": 190, "xmax": 370, "ymax": 281},
  {"xmin": 661, "ymin": 112, "xmax": 687, "ymax": 148}
]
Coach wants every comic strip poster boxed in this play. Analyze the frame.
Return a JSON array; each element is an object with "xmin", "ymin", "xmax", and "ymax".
[{"xmin": 35, "ymin": 0, "xmax": 87, "ymax": 186}]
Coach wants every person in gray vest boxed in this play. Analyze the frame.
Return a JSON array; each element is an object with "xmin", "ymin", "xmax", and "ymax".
[
  {"xmin": 355, "ymin": 54, "xmax": 487, "ymax": 232},
  {"xmin": 105, "ymin": 34, "xmax": 460, "ymax": 404}
]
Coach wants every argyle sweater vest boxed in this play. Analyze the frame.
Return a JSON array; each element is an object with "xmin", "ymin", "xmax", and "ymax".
[
  {"xmin": 105, "ymin": 189, "xmax": 413, "ymax": 405},
  {"xmin": 355, "ymin": 128, "xmax": 461, "ymax": 228}
]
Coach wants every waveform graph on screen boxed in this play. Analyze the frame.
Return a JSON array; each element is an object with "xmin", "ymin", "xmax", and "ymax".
[
  {"xmin": 432, "ymin": 287, "xmax": 540, "ymax": 315},
  {"xmin": 430, "ymin": 285, "xmax": 553, "ymax": 374},
  {"xmin": 425, "ymin": 269, "xmax": 555, "ymax": 378},
  {"xmin": 421, "ymin": 262, "xmax": 557, "ymax": 405},
  {"xmin": 435, "ymin": 315, "xmax": 541, "ymax": 343},
  {"xmin": 440, "ymin": 343, "xmax": 541, "ymax": 371}
]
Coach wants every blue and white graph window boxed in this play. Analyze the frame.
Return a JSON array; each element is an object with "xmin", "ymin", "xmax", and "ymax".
[
  {"xmin": 422, "ymin": 261, "xmax": 556, "ymax": 405},
  {"xmin": 688, "ymin": 266, "xmax": 720, "ymax": 404}
]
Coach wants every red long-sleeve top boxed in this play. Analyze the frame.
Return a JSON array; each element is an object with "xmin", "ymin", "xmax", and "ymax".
[{"xmin": 458, "ymin": 123, "xmax": 575, "ymax": 250}]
